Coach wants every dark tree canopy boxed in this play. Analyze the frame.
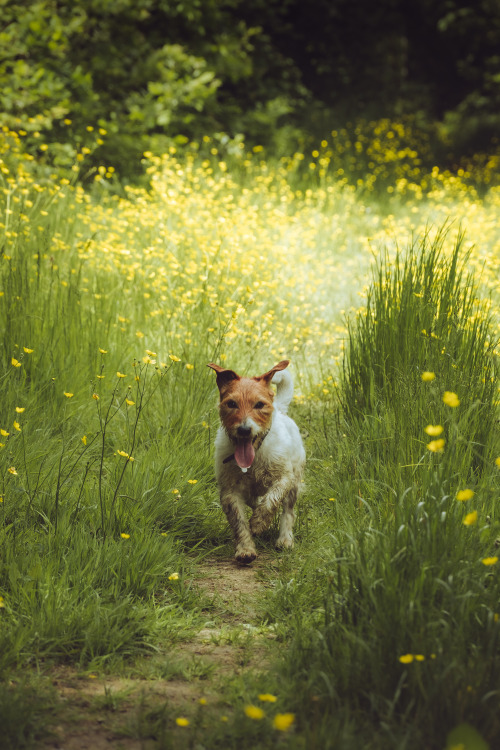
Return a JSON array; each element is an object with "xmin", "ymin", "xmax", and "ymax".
[{"xmin": 1, "ymin": 0, "xmax": 498, "ymax": 172}]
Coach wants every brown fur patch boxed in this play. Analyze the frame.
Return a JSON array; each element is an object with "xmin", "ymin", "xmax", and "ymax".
[{"xmin": 219, "ymin": 378, "xmax": 274, "ymax": 433}]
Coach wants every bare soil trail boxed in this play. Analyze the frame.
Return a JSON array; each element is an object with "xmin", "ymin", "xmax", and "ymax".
[{"xmin": 41, "ymin": 554, "xmax": 278, "ymax": 749}]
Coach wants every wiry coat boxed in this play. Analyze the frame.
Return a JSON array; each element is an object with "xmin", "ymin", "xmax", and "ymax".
[{"xmin": 208, "ymin": 361, "xmax": 305, "ymax": 564}]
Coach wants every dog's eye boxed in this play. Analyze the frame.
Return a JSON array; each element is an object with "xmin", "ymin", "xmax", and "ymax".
[
  {"xmin": 254, "ymin": 401, "xmax": 266, "ymax": 409},
  {"xmin": 226, "ymin": 399, "xmax": 238, "ymax": 409}
]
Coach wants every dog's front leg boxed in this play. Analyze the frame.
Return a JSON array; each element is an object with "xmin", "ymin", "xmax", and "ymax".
[
  {"xmin": 250, "ymin": 479, "xmax": 292, "ymax": 538},
  {"xmin": 220, "ymin": 492, "xmax": 257, "ymax": 564}
]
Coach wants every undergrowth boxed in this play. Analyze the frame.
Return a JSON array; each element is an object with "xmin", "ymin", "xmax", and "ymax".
[
  {"xmin": 262, "ymin": 232, "xmax": 500, "ymax": 750},
  {"xmin": 1, "ymin": 139, "xmax": 500, "ymax": 748}
]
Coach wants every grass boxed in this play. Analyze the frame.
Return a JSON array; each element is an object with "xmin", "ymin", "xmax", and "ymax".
[
  {"xmin": 0, "ymin": 680, "xmax": 58, "ymax": 750},
  {"xmin": 1, "ymin": 129, "xmax": 500, "ymax": 748},
  {"xmin": 260, "ymin": 234, "xmax": 500, "ymax": 749}
]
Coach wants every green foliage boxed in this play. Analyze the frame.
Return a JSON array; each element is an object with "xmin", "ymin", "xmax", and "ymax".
[
  {"xmin": 0, "ymin": 0, "xmax": 301, "ymax": 176},
  {"xmin": 342, "ymin": 228, "xmax": 499, "ymax": 485},
  {"xmin": 3, "ymin": 0, "xmax": 500, "ymax": 178},
  {"xmin": 0, "ymin": 173, "xmax": 219, "ymax": 673},
  {"xmin": 265, "ymin": 232, "xmax": 500, "ymax": 749},
  {"xmin": 0, "ymin": 680, "xmax": 56, "ymax": 749},
  {"xmin": 2, "ymin": 137, "xmax": 500, "ymax": 747}
]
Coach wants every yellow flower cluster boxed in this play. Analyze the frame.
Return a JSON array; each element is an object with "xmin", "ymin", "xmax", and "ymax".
[
  {"xmin": 244, "ymin": 699, "xmax": 295, "ymax": 731},
  {"xmin": 399, "ymin": 653, "xmax": 427, "ymax": 664},
  {"xmin": 2, "ymin": 125, "xmax": 500, "ymax": 396},
  {"xmin": 170, "ymin": 691, "xmax": 294, "ymax": 732}
]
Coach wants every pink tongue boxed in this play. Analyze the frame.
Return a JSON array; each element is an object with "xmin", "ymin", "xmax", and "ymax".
[{"xmin": 234, "ymin": 439, "xmax": 255, "ymax": 468}]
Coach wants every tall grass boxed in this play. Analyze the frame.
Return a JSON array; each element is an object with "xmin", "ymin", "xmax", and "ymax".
[
  {"xmin": 0, "ymin": 186, "xmax": 220, "ymax": 677},
  {"xmin": 2, "ymin": 133, "xmax": 500, "ymax": 747},
  {"xmin": 267, "ymin": 232, "xmax": 500, "ymax": 749}
]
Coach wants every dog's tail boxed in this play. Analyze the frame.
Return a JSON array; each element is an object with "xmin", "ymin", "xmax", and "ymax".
[{"xmin": 272, "ymin": 369, "xmax": 294, "ymax": 414}]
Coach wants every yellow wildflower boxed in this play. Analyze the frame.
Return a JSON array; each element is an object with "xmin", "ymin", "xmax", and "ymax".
[
  {"xmin": 244, "ymin": 705, "xmax": 265, "ymax": 720},
  {"xmin": 414, "ymin": 655, "xmax": 425, "ymax": 662},
  {"xmin": 399, "ymin": 654, "xmax": 414, "ymax": 664},
  {"xmin": 23, "ymin": 347, "xmax": 33, "ymax": 354},
  {"xmin": 82, "ymin": 435, "xmax": 87, "ymax": 445},
  {"xmin": 421, "ymin": 371, "xmax": 435, "ymax": 382},
  {"xmin": 175, "ymin": 718, "xmax": 189, "ymax": 727},
  {"xmin": 481, "ymin": 557, "xmax": 498, "ymax": 566},
  {"xmin": 13, "ymin": 421, "xmax": 21, "ymax": 432},
  {"xmin": 169, "ymin": 354, "xmax": 181, "ymax": 362},
  {"xmin": 424, "ymin": 425, "xmax": 443, "ymax": 436},
  {"xmin": 442, "ymin": 391, "xmax": 460, "ymax": 407},
  {"xmin": 116, "ymin": 450, "xmax": 134, "ymax": 461},
  {"xmin": 168, "ymin": 572, "xmax": 179, "ymax": 581},
  {"xmin": 463, "ymin": 511, "xmax": 478, "ymax": 526},
  {"xmin": 116, "ymin": 371, "xmax": 125, "ymax": 378},
  {"xmin": 0, "ymin": 596, "xmax": 4, "ymax": 608},
  {"xmin": 187, "ymin": 479, "xmax": 198, "ymax": 484},
  {"xmin": 125, "ymin": 399, "xmax": 135, "ymax": 406},
  {"xmin": 92, "ymin": 393, "xmax": 99, "ymax": 400},
  {"xmin": 11, "ymin": 358, "xmax": 21, "ymax": 367},
  {"xmin": 120, "ymin": 533, "xmax": 130, "ymax": 539},
  {"xmin": 1, "ymin": 429, "xmax": 9, "ymax": 437},
  {"xmin": 258, "ymin": 694, "xmax": 277, "ymax": 702},
  {"xmin": 15, "ymin": 407, "xmax": 25, "ymax": 413},
  {"xmin": 7, "ymin": 467, "xmax": 17, "ymax": 475},
  {"xmin": 456, "ymin": 489, "xmax": 474, "ymax": 501},
  {"xmin": 99, "ymin": 348, "xmax": 108, "ymax": 354},
  {"xmin": 427, "ymin": 439, "xmax": 445, "ymax": 453},
  {"xmin": 64, "ymin": 392, "xmax": 74, "ymax": 398},
  {"xmin": 273, "ymin": 713, "xmax": 295, "ymax": 731},
  {"xmin": 495, "ymin": 457, "xmax": 500, "ymax": 468}
]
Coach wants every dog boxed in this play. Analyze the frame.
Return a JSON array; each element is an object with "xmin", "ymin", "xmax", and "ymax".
[{"xmin": 207, "ymin": 359, "xmax": 305, "ymax": 564}]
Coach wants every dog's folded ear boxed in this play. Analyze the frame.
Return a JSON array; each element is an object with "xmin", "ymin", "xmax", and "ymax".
[
  {"xmin": 207, "ymin": 363, "xmax": 240, "ymax": 390},
  {"xmin": 257, "ymin": 360, "xmax": 289, "ymax": 384}
]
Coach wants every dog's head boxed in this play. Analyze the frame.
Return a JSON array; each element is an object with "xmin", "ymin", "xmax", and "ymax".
[{"xmin": 207, "ymin": 360, "xmax": 289, "ymax": 468}]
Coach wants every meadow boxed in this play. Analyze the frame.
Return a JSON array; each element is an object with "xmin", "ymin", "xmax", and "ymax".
[{"xmin": 1, "ymin": 123, "xmax": 500, "ymax": 749}]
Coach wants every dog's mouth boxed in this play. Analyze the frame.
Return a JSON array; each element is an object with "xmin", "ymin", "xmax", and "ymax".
[{"xmin": 234, "ymin": 437, "xmax": 255, "ymax": 469}]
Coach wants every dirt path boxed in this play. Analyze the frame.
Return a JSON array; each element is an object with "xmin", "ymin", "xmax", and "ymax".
[{"xmin": 41, "ymin": 555, "xmax": 277, "ymax": 749}]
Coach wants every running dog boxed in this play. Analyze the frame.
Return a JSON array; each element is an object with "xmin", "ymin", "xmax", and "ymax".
[{"xmin": 207, "ymin": 360, "xmax": 305, "ymax": 564}]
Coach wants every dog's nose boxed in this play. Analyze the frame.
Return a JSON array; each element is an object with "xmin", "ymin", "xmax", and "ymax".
[{"xmin": 237, "ymin": 425, "xmax": 252, "ymax": 438}]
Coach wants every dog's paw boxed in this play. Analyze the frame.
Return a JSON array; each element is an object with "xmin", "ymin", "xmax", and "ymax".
[
  {"xmin": 235, "ymin": 546, "xmax": 257, "ymax": 565},
  {"xmin": 276, "ymin": 535, "xmax": 294, "ymax": 550}
]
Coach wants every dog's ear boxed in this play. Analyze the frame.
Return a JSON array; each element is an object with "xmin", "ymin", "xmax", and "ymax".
[
  {"xmin": 207, "ymin": 363, "xmax": 240, "ymax": 391},
  {"xmin": 257, "ymin": 360, "xmax": 289, "ymax": 384}
]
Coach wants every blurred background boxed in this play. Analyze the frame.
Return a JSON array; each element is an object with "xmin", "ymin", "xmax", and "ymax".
[{"xmin": 2, "ymin": 0, "xmax": 499, "ymax": 180}]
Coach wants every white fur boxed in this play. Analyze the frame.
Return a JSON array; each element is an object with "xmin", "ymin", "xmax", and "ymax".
[{"xmin": 271, "ymin": 369, "xmax": 295, "ymax": 414}]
